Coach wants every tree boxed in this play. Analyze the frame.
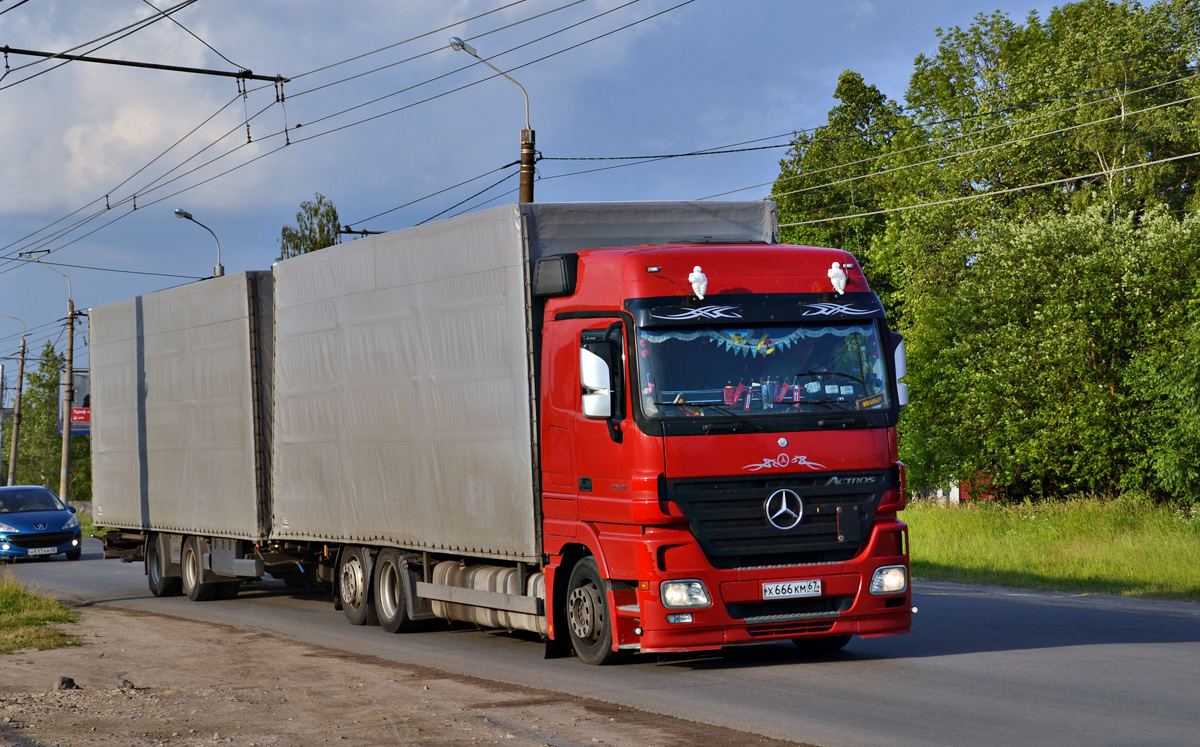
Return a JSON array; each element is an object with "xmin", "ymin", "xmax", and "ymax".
[
  {"xmin": 278, "ymin": 193, "xmax": 341, "ymax": 260},
  {"xmin": 0, "ymin": 340, "xmax": 90, "ymax": 499},
  {"xmin": 770, "ymin": 0, "xmax": 1200, "ymax": 502}
]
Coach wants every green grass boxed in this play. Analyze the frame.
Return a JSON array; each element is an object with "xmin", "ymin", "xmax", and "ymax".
[
  {"xmin": 78, "ymin": 509, "xmax": 95, "ymax": 538},
  {"xmin": 905, "ymin": 497, "xmax": 1200, "ymax": 602},
  {"xmin": 0, "ymin": 572, "xmax": 81, "ymax": 653}
]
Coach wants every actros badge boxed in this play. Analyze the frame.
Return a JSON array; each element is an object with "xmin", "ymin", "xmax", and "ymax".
[{"xmin": 764, "ymin": 488, "xmax": 804, "ymax": 530}]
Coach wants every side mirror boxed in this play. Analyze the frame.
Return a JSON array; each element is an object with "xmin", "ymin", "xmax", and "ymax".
[
  {"xmin": 580, "ymin": 348, "xmax": 612, "ymax": 419},
  {"xmin": 893, "ymin": 338, "xmax": 908, "ymax": 408}
]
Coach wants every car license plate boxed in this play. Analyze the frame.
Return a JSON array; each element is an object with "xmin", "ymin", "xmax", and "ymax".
[
  {"xmin": 762, "ymin": 579, "xmax": 821, "ymax": 599},
  {"xmin": 27, "ymin": 547, "xmax": 56, "ymax": 556}
]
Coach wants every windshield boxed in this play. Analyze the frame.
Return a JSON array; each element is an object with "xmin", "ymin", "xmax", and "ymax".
[
  {"xmin": 0, "ymin": 488, "xmax": 66, "ymax": 513},
  {"xmin": 636, "ymin": 322, "xmax": 890, "ymax": 419}
]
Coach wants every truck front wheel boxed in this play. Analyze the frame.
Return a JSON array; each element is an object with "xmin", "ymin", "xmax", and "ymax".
[
  {"xmin": 565, "ymin": 557, "xmax": 626, "ymax": 665},
  {"xmin": 337, "ymin": 546, "xmax": 379, "ymax": 626},
  {"xmin": 181, "ymin": 536, "xmax": 216, "ymax": 602}
]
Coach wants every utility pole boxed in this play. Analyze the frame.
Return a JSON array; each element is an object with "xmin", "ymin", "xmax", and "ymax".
[
  {"xmin": 61, "ymin": 298, "xmax": 74, "ymax": 501},
  {"xmin": 19, "ymin": 253, "xmax": 75, "ymax": 499},
  {"xmin": 1, "ymin": 313, "xmax": 27, "ymax": 486}
]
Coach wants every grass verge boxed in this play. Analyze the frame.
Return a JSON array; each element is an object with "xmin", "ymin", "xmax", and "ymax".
[
  {"xmin": 905, "ymin": 497, "xmax": 1200, "ymax": 602},
  {"xmin": 0, "ymin": 571, "xmax": 81, "ymax": 653}
]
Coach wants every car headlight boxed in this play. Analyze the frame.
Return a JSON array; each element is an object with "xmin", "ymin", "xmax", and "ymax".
[
  {"xmin": 660, "ymin": 579, "xmax": 712, "ymax": 609},
  {"xmin": 0, "ymin": 521, "xmax": 16, "ymax": 533},
  {"xmin": 870, "ymin": 565, "xmax": 908, "ymax": 595},
  {"xmin": 63, "ymin": 515, "xmax": 80, "ymax": 530}
]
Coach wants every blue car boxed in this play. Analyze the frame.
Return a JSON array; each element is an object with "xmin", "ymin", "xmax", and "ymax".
[{"xmin": 0, "ymin": 486, "xmax": 83, "ymax": 562}]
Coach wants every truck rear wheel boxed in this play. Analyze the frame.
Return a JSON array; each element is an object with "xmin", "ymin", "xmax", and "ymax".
[
  {"xmin": 372, "ymin": 549, "xmax": 421, "ymax": 634},
  {"xmin": 147, "ymin": 534, "xmax": 181, "ymax": 597},
  {"xmin": 337, "ymin": 546, "xmax": 379, "ymax": 626},
  {"xmin": 181, "ymin": 536, "xmax": 216, "ymax": 602},
  {"xmin": 565, "ymin": 557, "xmax": 626, "ymax": 665}
]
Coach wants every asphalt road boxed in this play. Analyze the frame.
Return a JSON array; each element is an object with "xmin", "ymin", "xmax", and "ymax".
[{"xmin": 11, "ymin": 539, "xmax": 1200, "ymax": 747}]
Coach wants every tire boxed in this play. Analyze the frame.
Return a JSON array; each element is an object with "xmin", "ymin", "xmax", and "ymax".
[
  {"xmin": 181, "ymin": 536, "xmax": 216, "ymax": 602},
  {"xmin": 147, "ymin": 534, "xmax": 181, "ymax": 597},
  {"xmin": 792, "ymin": 635, "xmax": 852, "ymax": 656},
  {"xmin": 65, "ymin": 549, "xmax": 82, "ymax": 561},
  {"xmin": 372, "ymin": 549, "xmax": 422, "ymax": 634},
  {"xmin": 565, "ymin": 557, "xmax": 626, "ymax": 665},
  {"xmin": 213, "ymin": 581, "xmax": 241, "ymax": 600},
  {"xmin": 337, "ymin": 546, "xmax": 378, "ymax": 626}
]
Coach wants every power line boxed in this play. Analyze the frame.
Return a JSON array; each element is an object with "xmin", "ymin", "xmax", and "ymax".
[
  {"xmin": 137, "ymin": 0, "xmax": 245, "ymax": 72},
  {"xmin": 701, "ymin": 66, "xmax": 1200, "ymax": 201},
  {"xmin": 3, "ymin": 0, "xmax": 697, "ymax": 263},
  {"xmin": 772, "ymin": 81, "xmax": 1200, "ymax": 204},
  {"xmin": 0, "ymin": 0, "xmax": 34, "ymax": 17},
  {"xmin": 779, "ymin": 150, "xmax": 1200, "ymax": 228}
]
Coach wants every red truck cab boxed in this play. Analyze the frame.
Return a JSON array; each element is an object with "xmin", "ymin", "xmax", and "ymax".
[{"xmin": 537, "ymin": 242, "xmax": 910, "ymax": 663}]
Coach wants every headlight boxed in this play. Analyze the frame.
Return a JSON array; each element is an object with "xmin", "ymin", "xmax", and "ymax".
[
  {"xmin": 0, "ymin": 521, "xmax": 16, "ymax": 533},
  {"xmin": 870, "ymin": 565, "xmax": 908, "ymax": 595},
  {"xmin": 660, "ymin": 579, "xmax": 711, "ymax": 609},
  {"xmin": 63, "ymin": 515, "xmax": 80, "ymax": 530}
]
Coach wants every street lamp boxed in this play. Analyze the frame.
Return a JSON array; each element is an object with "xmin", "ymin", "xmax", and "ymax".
[
  {"xmin": 0, "ymin": 313, "xmax": 26, "ymax": 486},
  {"xmin": 17, "ymin": 253, "xmax": 75, "ymax": 501},
  {"xmin": 174, "ymin": 208, "xmax": 224, "ymax": 278},
  {"xmin": 449, "ymin": 37, "xmax": 536, "ymax": 203}
]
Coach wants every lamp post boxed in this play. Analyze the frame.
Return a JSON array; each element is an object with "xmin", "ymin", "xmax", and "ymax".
[
  {"xmin": 18, "ymin": 255, "xmax": 74, "ymax": 501},
  {"xmin": 174, "ymin": 209, "xmax": 225, "ymax": 277},
  {"xmin": 0, "ymin": 313, "xmax": 26, "ymax": 486},
  {"xmin": 449, "ymin": 37, "xmax": 536, "ymax": 203}
]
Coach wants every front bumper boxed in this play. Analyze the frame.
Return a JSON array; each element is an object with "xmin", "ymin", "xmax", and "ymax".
[
  {"xmin": 0, "ymin": 531, "xmax": 83, "ymax": 560},
  {"xmin": 627, "ymin": 519, "xmax": 911, "ymax": 653}
]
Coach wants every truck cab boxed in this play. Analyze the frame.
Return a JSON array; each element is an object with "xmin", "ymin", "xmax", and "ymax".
[{"xmin": 538, "ymin": 242, "xmax": 910, "ymax": 663}]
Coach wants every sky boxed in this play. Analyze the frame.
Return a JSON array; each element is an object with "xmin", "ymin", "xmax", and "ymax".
[{"xmin": 0, "ymin": 0, "xmax": 1061, "ymax": 384}]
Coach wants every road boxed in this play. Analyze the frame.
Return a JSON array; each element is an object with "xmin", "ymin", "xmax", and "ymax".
[{"xmin": 11, "ymin": 539, "xmax": 1200, "ymax": 747}]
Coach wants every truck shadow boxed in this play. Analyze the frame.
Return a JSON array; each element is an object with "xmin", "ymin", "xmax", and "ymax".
[{"xmin": 640, "ymin": 592, "xmax": 1200, "ymax": 670}]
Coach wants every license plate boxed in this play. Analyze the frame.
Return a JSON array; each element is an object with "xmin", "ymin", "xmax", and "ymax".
[
  {"xmin": 27, "ymin": 547, "xmax": 57, "ymax": 556},
  {"xmin": 762, "ymin": 579, "xmax": 821, "ymax": 599}
]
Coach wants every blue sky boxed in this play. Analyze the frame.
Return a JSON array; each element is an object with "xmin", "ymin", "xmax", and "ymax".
[{"xmin": 0, "ymin": 0, "xmax": 1059, "ymax": 378}]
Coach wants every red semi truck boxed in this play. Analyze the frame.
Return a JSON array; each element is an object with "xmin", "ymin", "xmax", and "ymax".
[{"xmin": 93, "ymin": 202, "xmax": 910, "ymax": 664}]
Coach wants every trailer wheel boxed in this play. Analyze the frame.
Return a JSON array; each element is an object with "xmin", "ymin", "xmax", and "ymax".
[
  {"xmin": 565, "ymin": 557, "xmax": 626, "ymax": 665},
  {"xmin": 791, "ymin": 635, "xmax": 851, "ymax": 656},
  {"xmin": 181, "ymin": 536, "xmax": 216, "ymax": 602},
  {"xmin": 372, "ymin": 549, "xmax": 422, "ymax": 634},
  {"xmin": 147, "ymin": 534, "xmax": 181, "ymax": 597},
  {"xmin": 337, "ymin": 546, "xmax": 378, "ymax": 626}
]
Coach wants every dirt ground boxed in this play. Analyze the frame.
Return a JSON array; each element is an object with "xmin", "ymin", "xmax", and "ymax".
[{"xmin": 0, "ymin": 607, "xmax": 801, "ymax": 747}]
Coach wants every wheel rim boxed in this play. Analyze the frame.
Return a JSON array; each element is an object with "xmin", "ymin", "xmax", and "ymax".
[
  {"xmin": 378, "ymin": 561, "xmax": 400, "ymax": 620},
  {"xmin": 568, "ymin": 579, "xmax": 603, "ymax": 643},
  {"xmin": 148, "ymin": 543, "xmax": 161, "ymax": 586},
  {"xmin": 340, "ymin": 556, "xmax": 364, "ymax": 608},
  {"xmin": 182, "ymin": 545, "xmax": 198, "ymax": 590}
]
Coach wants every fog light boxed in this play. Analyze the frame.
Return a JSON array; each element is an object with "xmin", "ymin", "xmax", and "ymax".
[
  {"xmin": 72, "ymin": 539, "xmax": 79, "ymax": 547},
  {"xmin": 660, "ymin": 579, "xmax": 712, "ymax": 609},
  {"xmin": 666, "ymin": 613, "xmax": 694, "ymax": 624},
  {"xmin": 870, "ymin": 565, "xmax": 907, "ymax": 595},
  {"xmin": 1, "ymin": 544, "xmax": 7, "ymax": 551}
]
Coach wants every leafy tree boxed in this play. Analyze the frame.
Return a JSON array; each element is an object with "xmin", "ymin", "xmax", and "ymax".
[
  {"xmin": 278, "ymin": 193, "xmax": 341, "ymax": 260},
  {"xmin": 0, "ymin": 340, "xmax": 90, "ymax": 499},
  {"xmin": 773, "ymin": 71, "xmax": 907, "ymax": 310},
  {"xmin": 772, "ymin": 0, "xmax": 1200, "ymax": 502}
]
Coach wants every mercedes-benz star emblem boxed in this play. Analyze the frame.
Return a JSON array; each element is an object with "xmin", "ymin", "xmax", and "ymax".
[{"xmin": 764, "ymin": 489, "xmax": 804, "ymax": 530}]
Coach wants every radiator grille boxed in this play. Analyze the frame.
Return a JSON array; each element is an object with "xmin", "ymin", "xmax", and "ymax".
[
  {"xmin": 9, "ymin": 532, "xmax": 73, "ymax": 549},
  {"xmin": 662, "ymin": 469, "xmax": 894, "ymax": 569}
]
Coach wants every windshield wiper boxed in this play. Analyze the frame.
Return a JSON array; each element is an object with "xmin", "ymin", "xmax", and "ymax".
[
  {"xmin": 657, "ymin": 401, "xmax": 766, "ymax": 433},
  {"xmin": 809, "ymin": 400, "xmax": 873, "ymax": 428}
]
